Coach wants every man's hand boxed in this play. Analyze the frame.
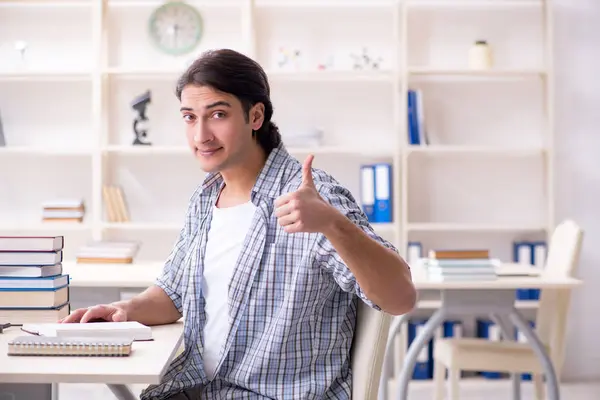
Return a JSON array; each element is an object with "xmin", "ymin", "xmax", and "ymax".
[
  {"xmin": 60, "ymin": 304, "xmax": 127, "ymax": 324},
  {"xmin": 274, "ymin": 154, "xmax": 337, "ymax": 234}
]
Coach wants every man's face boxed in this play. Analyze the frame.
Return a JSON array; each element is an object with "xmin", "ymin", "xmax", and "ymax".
[{"xmin": 180, "ymin": 84, "xmax": 263, "ymax": 173}]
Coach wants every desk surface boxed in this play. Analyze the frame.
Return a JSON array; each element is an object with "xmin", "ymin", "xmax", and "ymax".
[
  {"xmin": 62, "ymin": 261, "xmax": 582, "ymax": 291},
  {"xmin": 0, "ymin": 321, "xmax": 184, "ymax": 384}
]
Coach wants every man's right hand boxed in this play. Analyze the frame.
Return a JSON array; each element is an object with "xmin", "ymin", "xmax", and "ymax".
[{"xmin": 60, "ymin": 304, "xmax": 127, "ymax": 324}]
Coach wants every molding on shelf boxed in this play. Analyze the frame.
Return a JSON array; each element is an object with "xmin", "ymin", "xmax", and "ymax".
[
  {"xmin": 254, "ymin": 0, "xmax": 396, "ymax": 9},
  {"xmin": 405, "ymin": 0, "xmax": 543, "ymax": 8},
  {"xmin": 0, "ymin": 147, "xmax": 92, "ymax": 156},
  {"xmin": 107, "ymin": 0, "xmax": 242, "ymax": 8},
  {"xmin": 0, "ymin": 70, "xmax": 93, "ymax": 82},
  {"xmin": 103, "ymin": 145, "xmax": 190, "ymax": 155},
  {"xmin": 405, "ymin": 145, "xmax": 546, "ymax": 156},
  {"xmin": 407, "ymin": 67, "xmax": 546, "ymax": 80},
  {"xmin": 0, "ymin": 1, "xmax": 91, "ymax": 8},
  {"xmin": 406, "ymin": 223, "xmax": 547, "ymax": 232},
  {"xmin": 266, "ymin": 69, "xmax": 395, "ymax": 83}
]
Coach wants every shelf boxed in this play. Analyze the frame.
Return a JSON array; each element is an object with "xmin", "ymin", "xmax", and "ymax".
[
  {"xmin": 267, "ymin": 69, "xmax": 395, "ymax": 83},
  {"xmin": 0, "ymin": 147, "xmax": 92, "ymax": 156},
  {"xmin": 405, "ymin": 0, "xmax": 543, "ymax": 9},
  {"xmin": 103, "ymin": 146, "xmax": 189, "ymax": 155},
  {"xmin": 254, "ymin": 0, "xmax": 396, "ymax": 8},
  {"xmin": 102, "ymin": 222, "xmax": 181, "ymax": 231},
  {"xmin": 0, "ymin": 70, "xmax": 92, "ymax": 82},
  {"xmin": 286, "ymin": 146, "xmax": 394, "ymax": 157},
  {"xmin": 104, "ymin": 67, "xmax": 183, "ymax": 80},
  {"xmin": 407, "ymin": 67, "xmax": 546, "ymax": 80},
  {"xmin": 407, "ymin": 223, "xmax": 547, "ymax": 232},
  {"xmin": 0, "ymin": 223, "xmax": 92, "ymax": 232},
  {"xmin": 406, "ymin": 146, "xmax": 546, "ymax": 156},
  {"xmin": 417, "ymin": 299, "xmax": 539, "ymax": 309},
  {"xmin": 107, "ymin": 0, "xmax": 243, "ymax": 8},
  {"xmin": 0, "ymin": 1, "xmax": 91, "ymax": 8}
]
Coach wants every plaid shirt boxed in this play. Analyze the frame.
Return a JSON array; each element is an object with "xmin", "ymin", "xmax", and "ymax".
[{"xmin": 141, "ymin": 144, "xmax": 398, "ymax": 400}]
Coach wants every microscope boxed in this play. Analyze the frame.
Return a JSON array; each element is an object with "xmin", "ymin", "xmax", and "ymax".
[{"xmin": 131, "ymin": 90, "xmax": 152, "ymax": 146}]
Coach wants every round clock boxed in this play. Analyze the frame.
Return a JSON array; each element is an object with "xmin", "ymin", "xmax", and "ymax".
[{"xmin": 148, "ymin": 1, "xmax": 203, "ymax": 56}]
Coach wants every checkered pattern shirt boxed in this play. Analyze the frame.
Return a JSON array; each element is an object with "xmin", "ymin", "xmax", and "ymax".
[{"xmin": 140, "ymin": 144, "xmax": 398, "ymax": 400}]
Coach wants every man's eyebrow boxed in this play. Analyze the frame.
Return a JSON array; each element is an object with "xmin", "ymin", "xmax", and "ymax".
[{"xmin": 179, "ymin": 101, "xmax": 231, "ymax": 113}]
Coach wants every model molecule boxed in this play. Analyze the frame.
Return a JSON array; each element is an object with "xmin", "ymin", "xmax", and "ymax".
[
  {"xmin": 277, "ymin": 47, "xmax": 302, "ymax": 70},
  {"xmin": 350, "ymin": 47, "xmax": 383, "ymax": 70}
]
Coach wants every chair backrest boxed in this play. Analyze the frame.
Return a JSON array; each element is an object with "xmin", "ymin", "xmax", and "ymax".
[
  {"xmin": 535, "ymin": 219, "xmax": 584, "ymax": 378},
  {"xmin": 351, "ymin": 300, "xmax": 392, "ymax": 400}
]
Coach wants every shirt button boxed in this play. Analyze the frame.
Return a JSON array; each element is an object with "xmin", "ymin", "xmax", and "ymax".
[{"xmin": 177, "ymin": 366, "xmax": 183, "ymax": 371}]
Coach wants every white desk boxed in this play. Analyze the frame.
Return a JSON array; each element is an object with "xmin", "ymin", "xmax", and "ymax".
[
  {"xmin": 383, "ymin": 267, "xmax": 582, "ymax": 400},
  {"xmin": 0, "ymin": 321, "xmax": 184, "ymax": 400}
]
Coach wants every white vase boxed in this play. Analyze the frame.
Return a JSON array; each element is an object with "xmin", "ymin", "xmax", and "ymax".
[{"xmin": 468, "ymin": 40, "xmax": 493, "ymax": 70}]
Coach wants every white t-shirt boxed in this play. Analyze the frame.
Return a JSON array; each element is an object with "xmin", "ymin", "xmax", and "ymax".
[{"xmin": 201, "ymin": 200, "xmax": 257, "ymax": 380}]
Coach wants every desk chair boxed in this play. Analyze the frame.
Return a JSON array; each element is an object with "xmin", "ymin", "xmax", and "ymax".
[
  {"xmin": 351, "ymin": 299, "xmax": 392, "ymax": 400},
  {"xmin": 432, "ymin": 219, "xmax": 584, "ymax": 400}
]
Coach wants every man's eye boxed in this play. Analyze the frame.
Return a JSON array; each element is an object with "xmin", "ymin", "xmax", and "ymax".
[
  {"xmin": 213, "ymin": 112, "xmax": 225, "ymax": 119},
  {"xmin": 183, "ymin": 114, "xmax": 195, "ymax": 122}
]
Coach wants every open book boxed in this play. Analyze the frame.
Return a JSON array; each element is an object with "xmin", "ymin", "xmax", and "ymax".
[{"xmin": 21, "ymin": 321, "xmax": 153, "ymax": 341}]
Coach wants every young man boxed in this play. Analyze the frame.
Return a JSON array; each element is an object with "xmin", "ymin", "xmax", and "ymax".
[{"xmin": 61, "ymin": 49, "xmax": 416, "ymax": 400}]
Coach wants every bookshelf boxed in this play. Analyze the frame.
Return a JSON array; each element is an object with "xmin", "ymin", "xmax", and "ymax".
[{"xmin": 0, "ymin": 0, "xmax": 553, "ymax": 277}]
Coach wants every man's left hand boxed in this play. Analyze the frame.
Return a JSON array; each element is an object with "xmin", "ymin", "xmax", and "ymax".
[{"xmin": 274, "ymin": 154, "xmax": 338, "ymax": 234}]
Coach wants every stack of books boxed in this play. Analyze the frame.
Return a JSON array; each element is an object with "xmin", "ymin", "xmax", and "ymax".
[
  {"xmin": 75, "ymin": 241, "xmax": 140, "ymax": 264},
  {"xmin": 41, "ymin": 199, "xmax": 85, "ymax": 223},
  {"xmin": 424, "ymin": 249, "xmax": 498, "ymax": 281},
  {"xmin": 0, "ymin": 236, "xmax": 70, "ymax": 325}
]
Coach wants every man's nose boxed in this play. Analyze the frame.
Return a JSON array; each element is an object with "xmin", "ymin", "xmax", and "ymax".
[{"xmin": 193, "ymin": 122, "xmax": 212, "ymax": 143}]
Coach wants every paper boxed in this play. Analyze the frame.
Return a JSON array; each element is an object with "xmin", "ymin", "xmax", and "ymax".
[{"xmin": 21, "ymin": 321, "xmax": 153, "ymax": 341}]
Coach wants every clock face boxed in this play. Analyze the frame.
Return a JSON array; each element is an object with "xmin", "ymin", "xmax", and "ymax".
[{"xmin": 148, "ymin": 1, "xmax": 203, "ymax": 56}]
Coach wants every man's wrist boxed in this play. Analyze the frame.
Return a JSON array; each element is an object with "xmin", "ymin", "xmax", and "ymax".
[{"xmin": 320, "ymin": 205, "xmax": 349, "ymax": 238}]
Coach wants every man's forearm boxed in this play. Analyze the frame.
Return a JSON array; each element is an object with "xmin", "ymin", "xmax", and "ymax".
[
  {"xmin": 322, "ymin": 211, "xmax": 416, "ymax": 316},
  {"xmin": 112, "ymin": 285, "xmax": 182, "ymax": 326}
]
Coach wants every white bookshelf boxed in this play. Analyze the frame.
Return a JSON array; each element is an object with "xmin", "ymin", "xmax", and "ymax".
[{"xmin": 0, "ymin": 0, "xmax": 553, "ymax": 273}]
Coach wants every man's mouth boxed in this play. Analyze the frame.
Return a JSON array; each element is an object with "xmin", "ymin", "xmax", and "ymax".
[{"xmin": 197, "ymin": 147, "xmax": 222, "ymax": 156}]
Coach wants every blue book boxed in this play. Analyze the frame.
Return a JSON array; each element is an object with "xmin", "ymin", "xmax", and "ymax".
[
  {"xmin": 373, "ymin": 163, "xmax": 392, "ymax": 223},
  {"xmin": 407, "ymin": 89, "xmax": 420, "ymax": 145}
]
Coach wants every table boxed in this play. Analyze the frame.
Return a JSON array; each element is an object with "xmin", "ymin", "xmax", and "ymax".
[
  {"xmin": 381, "ymin": 266, "xmax": 582, "ymax": 400},
  {"xmin": 0, "ymin": 321, "xmax": 184, "ymax": 400}
]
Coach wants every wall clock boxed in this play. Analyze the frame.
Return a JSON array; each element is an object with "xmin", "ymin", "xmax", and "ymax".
[{"xmin": 148, "ymin": 1, "xmax": 203, "ymax": 56}]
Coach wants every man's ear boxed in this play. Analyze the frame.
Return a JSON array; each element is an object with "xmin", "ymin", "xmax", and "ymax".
[{"xmin": 250, "ymin": 103, "xmax": 265, "ymax": 131}]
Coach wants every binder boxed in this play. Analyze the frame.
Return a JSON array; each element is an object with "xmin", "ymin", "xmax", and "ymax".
[
  {"xmin": 408, "ymin": 320, "xmax": 433, "ymax": 380},
  {"xmin": 407, "ymin": 90, "xmax": 420, "ymax": 145},
  {"xmin": 476, "ymin": 319, "xmax": 504, "ymax": 379},
  {"xmin": 373, "ymin": 163, "xmax": 392, "ymax": 223},
  {"xmin": 529, "ymin": 242, "xmax": 547, "ymax": 300},
  {"xmin": 359, "ymin": 165, "xmax": 376, "ymax": 222},
  {"xmin": 434, "ymin": 320, "xmax": 463, "ymax": 378},
  {"xmin": 515, "ymin": 320, "xmax": 536, "ymax": 380},
  {"xmin": 513, "ymin": 241, "xmax": 533, "ymax": 301}
]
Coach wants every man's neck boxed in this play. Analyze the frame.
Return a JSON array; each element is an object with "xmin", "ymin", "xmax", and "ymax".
[{"xmin": 217, "ymin": 146, "xmax": 267, "ymax": 207}]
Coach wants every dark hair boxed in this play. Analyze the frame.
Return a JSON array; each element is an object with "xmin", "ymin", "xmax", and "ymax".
[{"xmin": 175, "ymin": 49, "xmax": 282, "ymax": 154}]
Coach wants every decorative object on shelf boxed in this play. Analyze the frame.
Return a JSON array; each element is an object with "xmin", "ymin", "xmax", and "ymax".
[
  {"xmin": 316, "ymin": 55, "xmax": 335, "ymax": 71},
  {"xmin": 76, "ymin": 240, "xmax": 140, "ymax": 264},
  {"xmin": 468, "ymin": 40, "xmax": 493, "ymax": 70},
  {"xmin": 41, "ymin": 199, "xmax": 85, "ymax": 223},
  {"xmin": 0, "ymin": 110, "xmax": 5, "ymax": 147},
  {"xmin": 131, "ymin": 90, "xmax": 152, "ymax": 146},
  {"xmin": 14, "ymin": 40, "xmax": 28, "ymax": 66},
  {"xmin": 276, "ymin": 47, "xmax": 302, "ymax": 70},
  {"xmin": 102, "ymin": 185, "xmax": 130, "ymax": 223},
  {"xmin": 148, "ymin": 1, "xmax": 203, "ymax": 56},
  {"xmin": 350, "ymin": 47, "xmax": 383, "ymax": 70}
]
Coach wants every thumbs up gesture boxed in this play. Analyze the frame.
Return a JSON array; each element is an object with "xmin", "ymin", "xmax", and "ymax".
[{"xmin": 274, "ymin": 154, "xmax": 334, "ymax": 234}]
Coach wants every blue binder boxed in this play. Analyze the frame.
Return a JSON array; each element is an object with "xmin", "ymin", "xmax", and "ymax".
[
  {"xmin": 408, "ymin": 320, "xmax": 433, "ymax": 380},
  {"xmin": 513, "ymin": 241, "xmax": 533, "ymax": 301},
  {"xmin": 373, "ymin": 163, "xmax": 392, "ymax": 223},
  {"xmin": 476, "ymin": 319, "xmax": 504, "ymax": 379}
]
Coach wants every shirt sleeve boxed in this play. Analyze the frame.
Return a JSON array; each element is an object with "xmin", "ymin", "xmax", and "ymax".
[
  {"xmin": 154, "ymin": 191, "xmax": 200, "ymax": 315},
  {"xmin": 313, "ymin": 183, "xmax": 400, "ymax": 311}
]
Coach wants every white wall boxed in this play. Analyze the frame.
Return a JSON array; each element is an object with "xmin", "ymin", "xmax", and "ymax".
[{"xmin": 554, "ymin": 0, "xmax": 600, "ymax": 382}]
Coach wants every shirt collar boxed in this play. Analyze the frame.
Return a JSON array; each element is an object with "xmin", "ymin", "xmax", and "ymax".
[{"xmin": 200, "ymin": 143, "xmax": 297, "ymax": 203}]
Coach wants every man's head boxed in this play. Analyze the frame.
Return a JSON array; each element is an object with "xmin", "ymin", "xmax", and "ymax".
[{"xmin": 175, "ymin": 49, "xmax": 282, "ymax": 173}]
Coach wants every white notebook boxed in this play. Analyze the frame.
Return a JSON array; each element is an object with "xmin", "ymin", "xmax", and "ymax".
[{"xmin": 21, "ymin": 321, "xmax": 153, "ymax": 341}]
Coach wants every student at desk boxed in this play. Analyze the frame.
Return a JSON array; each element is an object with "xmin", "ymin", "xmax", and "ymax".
[{"xmin": 61, "ymin": 49, "xmax": 416, "ymax": 400}]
